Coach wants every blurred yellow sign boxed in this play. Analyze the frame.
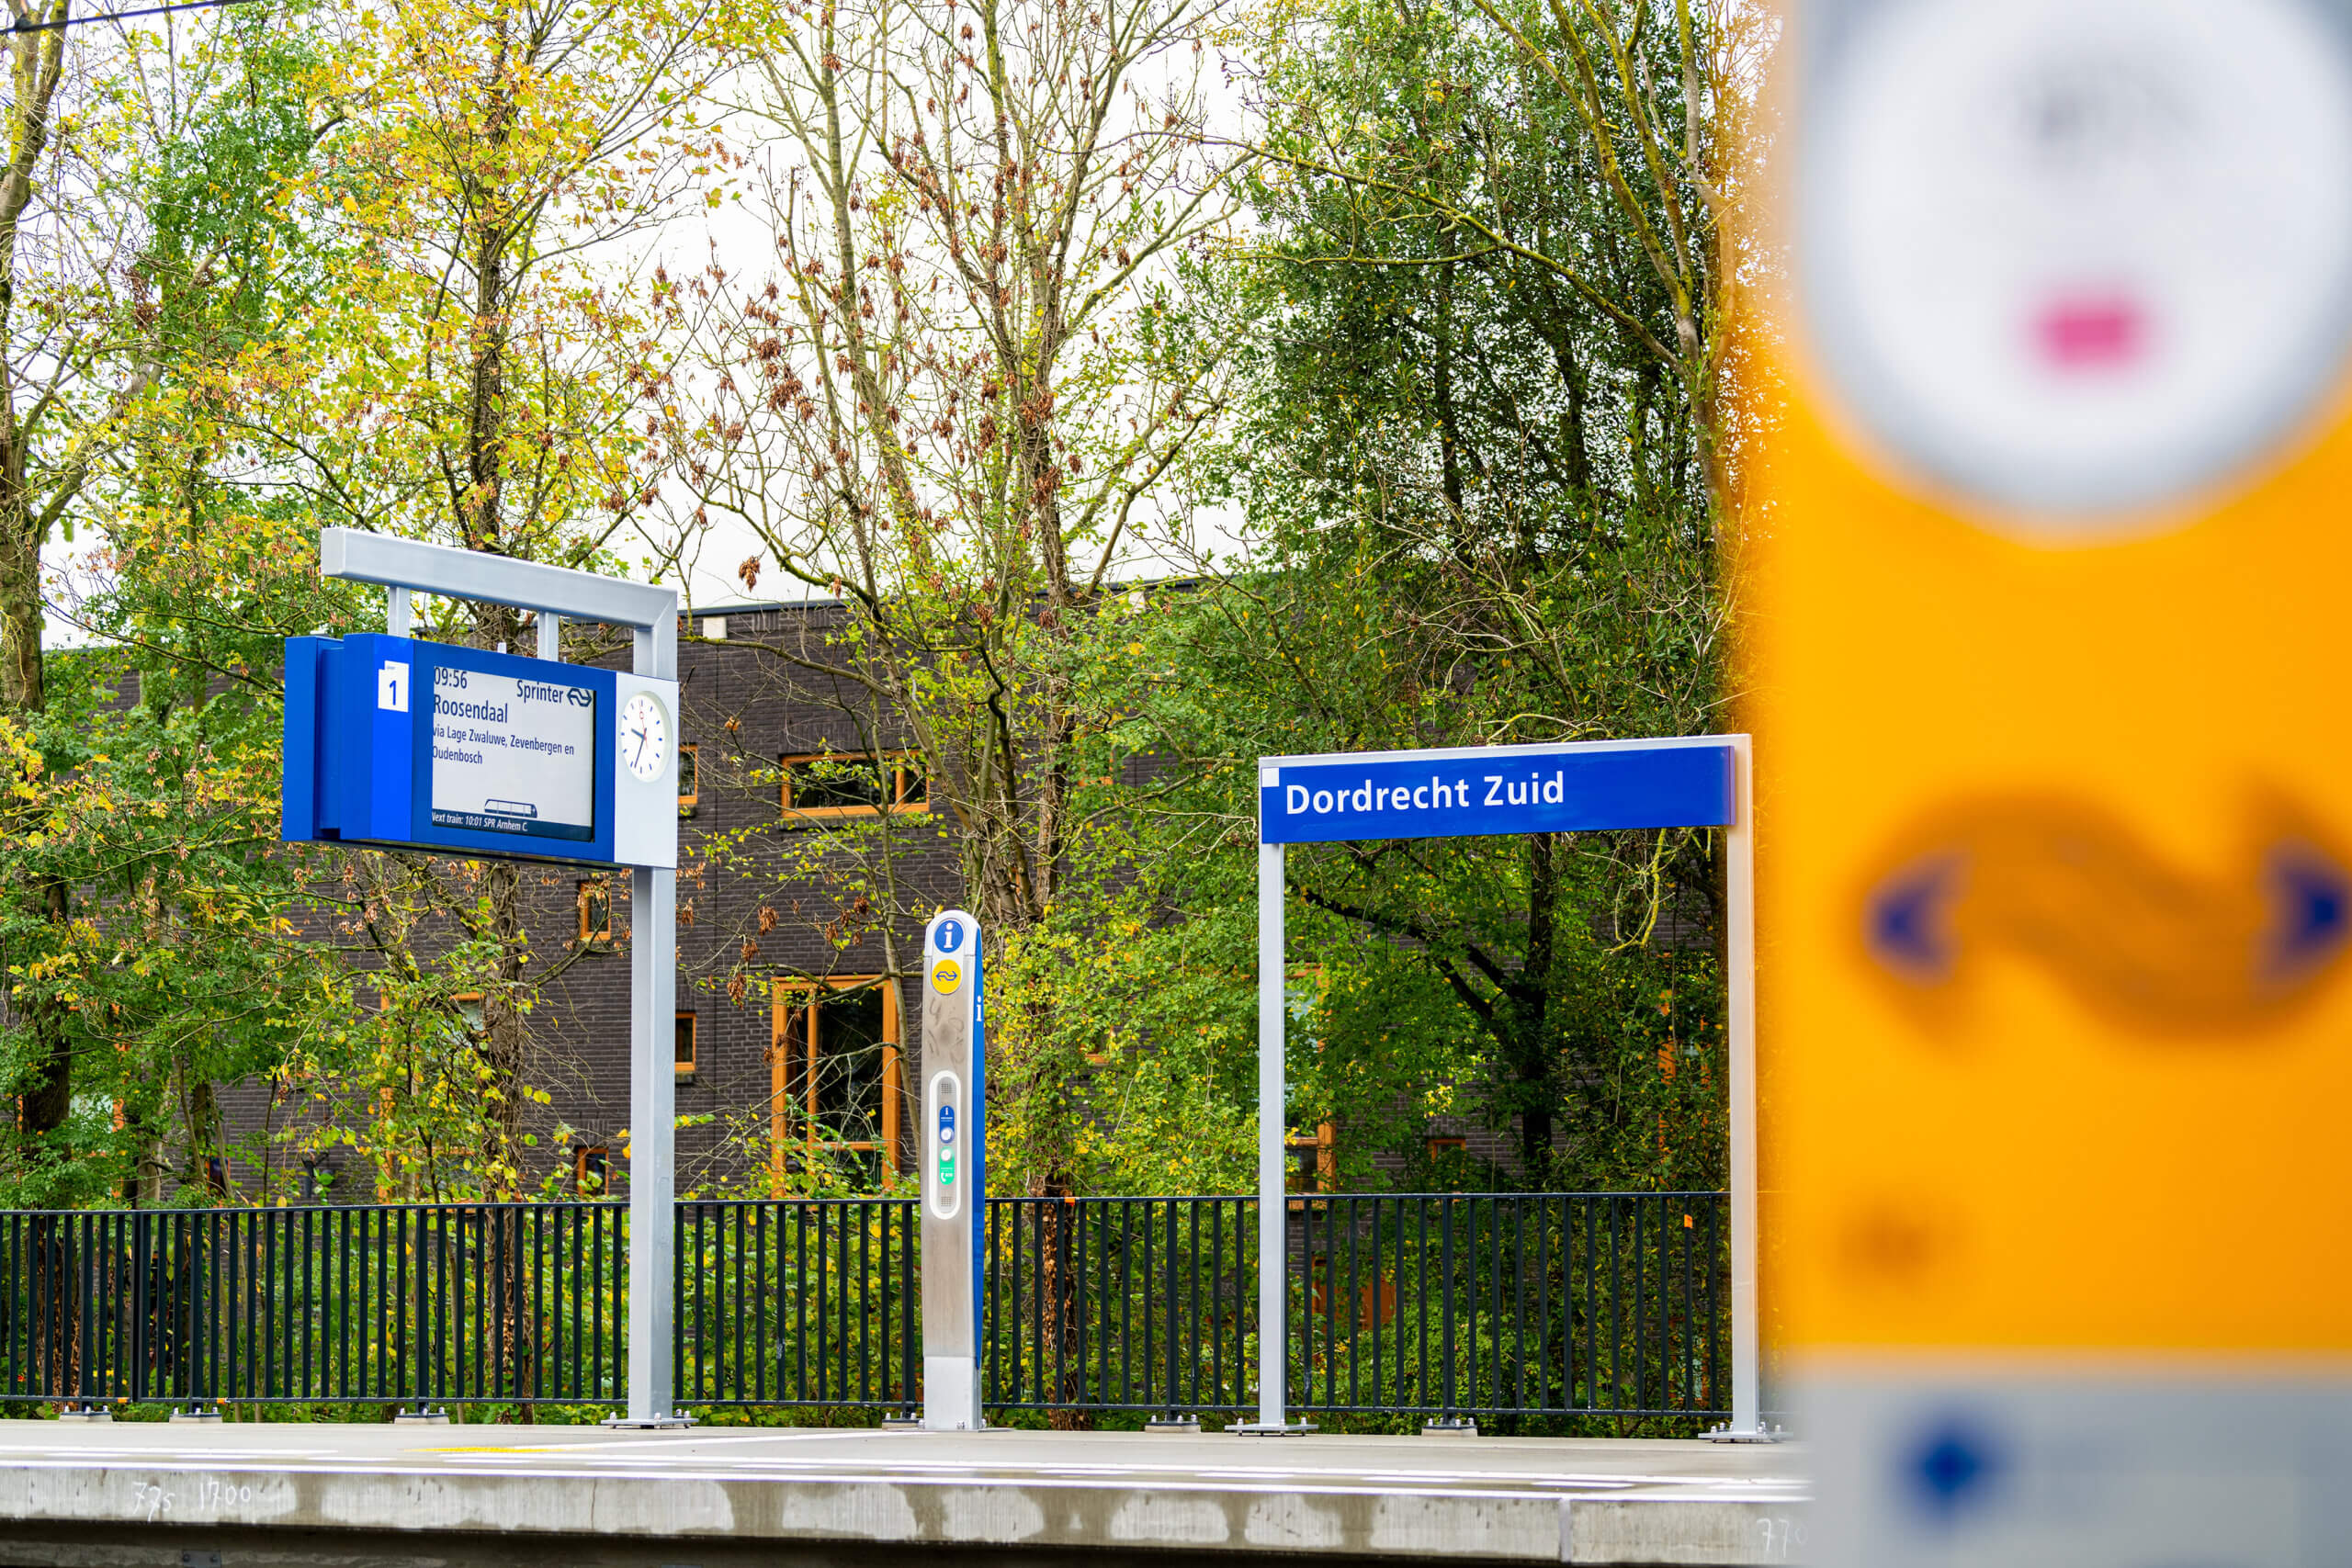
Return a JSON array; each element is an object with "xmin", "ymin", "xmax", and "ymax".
[
  {"xmin": 1755, "ymin": 0, "xmax": 2352, "ymax": 1371},
  {"xmin": 1755, "ymin": 17, "xmax": 2352, "ymax": 1561}
]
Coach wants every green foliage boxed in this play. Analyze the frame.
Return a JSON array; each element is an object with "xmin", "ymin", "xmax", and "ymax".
[
  {"xmin": 964, "ymin": 0, "xmax": 1741, "ymax": 1196},
  {"xmin": 985, "ymin": 892, "xmax": 1263, "ymax": 1197},
  {"xmin": 130, "ymin": 5, "xmax": 330, "ymax": 355},
  {"xmin": 0, "ymin": 583, "xmax": 352, "ymax": 1205},
  {"xmin": 0, "ymin": 0, "xmax": 722, "ymax": 1208},
  {"xmin": 1009, "ymin": 561, "xmax": 1727, "ymax": 1196},
  {"xmin": 0, "ymin": 0, "xmax": 1745, "ymax": 1215}
]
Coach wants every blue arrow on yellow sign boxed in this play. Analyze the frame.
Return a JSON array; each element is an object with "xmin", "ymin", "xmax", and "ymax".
[{"xmin": 1861, "ymin": 796, "xmax": 2352, "ymax": 1033}]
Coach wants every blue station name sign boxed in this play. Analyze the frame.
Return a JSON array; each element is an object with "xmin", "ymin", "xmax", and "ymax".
[{"xmin": 1258, "ymin": 737, "xmax": 1737, "ymax": 845}]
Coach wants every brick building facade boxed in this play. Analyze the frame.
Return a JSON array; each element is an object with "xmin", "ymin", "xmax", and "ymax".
[
  {"xmin": 230, "ymin": 597, "xmax": 1564, "ymax": 1201},
  {"xmin": 518, "ymin": 599, "xmax": 959, "ymax": 1197}
]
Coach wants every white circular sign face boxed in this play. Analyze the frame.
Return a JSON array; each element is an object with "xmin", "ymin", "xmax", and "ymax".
[
  {"xmin": 619, "ymin": 691, "xmax": 669, "ymax": 783},
  {"xmin": 1802, "ymin": 0, "xmax": 2352, "ymax": 535}
]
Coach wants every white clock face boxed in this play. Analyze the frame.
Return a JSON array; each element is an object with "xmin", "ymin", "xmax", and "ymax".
[
  {"xmin": 619, "ymin": 692, "xmax": 669, "ymax": 783},
  {"xmin": 1802, "ymin": 0, "xmax": 2352, "ymax": 535}
]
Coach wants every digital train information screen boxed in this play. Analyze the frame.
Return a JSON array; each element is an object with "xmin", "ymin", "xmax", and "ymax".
[{"xmin": 427, "ymin": 667, "xmax": 597, "ymax": 842}]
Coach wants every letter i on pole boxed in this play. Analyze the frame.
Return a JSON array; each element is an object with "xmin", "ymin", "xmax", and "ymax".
[
  {"xmin": 285, "ymin": 526, "xmax": 689, "ymax": 1427},
  {"xmin": 1245, "ymin": 736, "xmax": 1764, "ymax": 1438},
  {"xmin": 921, "ymin": 909, "xmax": 986, "ymax": 1429}
]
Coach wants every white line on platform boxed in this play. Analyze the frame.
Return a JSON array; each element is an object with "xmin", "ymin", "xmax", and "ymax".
[
  {"xmin": 0, "ymin": 1448, "xmax": 337, "ymax": 1461},
  {"xmin": 515, "ymin": 1429, "xmax": 904, "ymax": 1451}
]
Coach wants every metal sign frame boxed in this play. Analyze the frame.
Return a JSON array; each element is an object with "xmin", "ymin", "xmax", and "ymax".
[
  {"xmin": 311, "ymin": 526, "xmax": 690, "ymax": 1428},
  {"xmin": 1246, "ymin": 734, "xmax": 1766, "ymax": 1439}
]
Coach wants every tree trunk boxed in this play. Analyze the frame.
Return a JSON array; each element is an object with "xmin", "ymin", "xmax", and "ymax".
[
  {"xmin": 17, "ymin": 881, "xmax": 71, "ymax": 1139},
  {"xmin": 0, "ymin": 6, "xmax": 74, "ymax": 1160},
  {"xmin": 1507, "ymin": 832, "xmax": 1560, "ymax": 1180},
  {"xmin": 0, "ymin": 491, "xmax": 40, "ymax": 713},
  {"xmin": 187, "ymin": 1076, "xmax": 226, "ymax": 1199},
  {"xmin": 1038, "ymin": 1192, "xmax": 1091, "ymax": 1430},
  {"xmin": 0, "ymin": 5, "xmax": 66, "ymax": 713}
]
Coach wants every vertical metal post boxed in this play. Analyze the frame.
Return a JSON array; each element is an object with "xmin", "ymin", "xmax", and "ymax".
[
  {"xmin": 1250, "ymin": 838, "xmax": 1289, "ymax": 1430},
  {"xmin": 1165, "ymin": 1201, "xmax": 1180, "ymax": 1416},
  {"xmin": 622, "ymin": 613, "xmax": 683, "ymax": 1427},
  {"xmin": 1713, "ymin": 733, "xmax": 1771, "ymax": 1439},
  {"xmin": 387, "ymin": 585, "xmax": 411, "ymax": 637},
  {"xmin": 74, "ymin": 1226, "xmax": 94, "ymax": 1414},
  {"xmin": 537, "ymin": 613, "xmax": 560, "ymax": 662}
]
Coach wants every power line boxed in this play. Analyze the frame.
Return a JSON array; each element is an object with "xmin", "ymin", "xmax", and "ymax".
[{"xmin": 9, "ymin": 0, "xmax": 264, "ymax": 32}]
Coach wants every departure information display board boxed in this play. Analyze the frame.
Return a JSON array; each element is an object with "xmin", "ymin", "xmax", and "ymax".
[
  {"xmin": 283, "ymin": 632, "xmax": 675, "ymax": 869},
  {"xmin": 428, "ymin": 667, "xmax": 597, "ymax": 842}
]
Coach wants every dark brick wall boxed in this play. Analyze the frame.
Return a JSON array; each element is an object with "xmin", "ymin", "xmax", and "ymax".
[{"xmin": 526, "ymin": 602, "xmax": 960, "ymax": 1195}]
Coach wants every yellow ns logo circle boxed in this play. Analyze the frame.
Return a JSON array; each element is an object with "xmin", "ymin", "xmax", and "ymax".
[{"xmin": 930, "ymin": 959, "xmax": 962, "ymax": 994}]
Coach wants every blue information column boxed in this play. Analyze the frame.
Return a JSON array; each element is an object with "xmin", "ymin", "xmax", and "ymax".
[{"xmin": 920, "ymin": 909, "xmax": 985, "ymax": 1429}]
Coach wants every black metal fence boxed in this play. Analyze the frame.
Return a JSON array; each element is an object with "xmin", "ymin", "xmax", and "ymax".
[
  {"xmin": 0, "ymin": 1203, "xmax": 623, "ymax": 1409},
  {"xmin": 2, "ymin": 1191, "xmax": 1726, "ymax": 1422},
  {"xmin": 1291, "ymin": 1193, "xmax": 1724, "ymax": 1419},
  {"xmin": 984, "ymin": 1196, "xmax": 1256, "ymax": 1415},
  {"xmin": 674, "ymin": 1198, "xmax": 917, "ymax": 1409}
]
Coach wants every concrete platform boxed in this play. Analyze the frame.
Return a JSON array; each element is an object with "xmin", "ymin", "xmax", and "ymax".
[{"xmin": 0, "ymin": 1420, "xmax": 1808, "ymax": 1566}]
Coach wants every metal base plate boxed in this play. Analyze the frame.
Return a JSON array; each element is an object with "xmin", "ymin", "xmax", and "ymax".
[
  {"xmin": 1228, "ymin": 1421, "xmax": 1317, "ymax": 1436},
  {"xmin": 1707, "ymin": 1422, "xmax": 1786, "ymax": 1443},
  {"xmin": 1421, "ymin": 1419, "xmax": 1480, "ymax": 1437},
  {"xmin": 600, "ymin": 1414, "xmax": 698, "ymax": 1429}
]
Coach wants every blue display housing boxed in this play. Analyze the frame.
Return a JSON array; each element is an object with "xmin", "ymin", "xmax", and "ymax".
[{"xmin": 283, "ymin": 634, "xmax": 620, "ymax": 865}]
